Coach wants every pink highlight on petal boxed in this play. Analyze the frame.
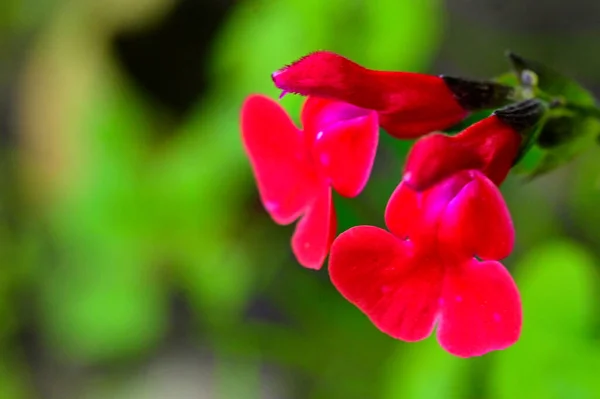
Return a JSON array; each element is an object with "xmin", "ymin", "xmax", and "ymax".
[
  {"xmin": 264, "ymin": 201, "xmax": 279, "ymax": 213},
  {"xmin": 310, "ymin": 101, "xmax": 379, "ymax": 198},
  {"xmin": 381, "ymin": 285, "xmax": 392, "ymax": 294}
]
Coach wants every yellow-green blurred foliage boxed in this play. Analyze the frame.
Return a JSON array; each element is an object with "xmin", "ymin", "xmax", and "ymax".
[{"xmin": 1, "ymin": 0, "xmax": 600, "ymax": 398}]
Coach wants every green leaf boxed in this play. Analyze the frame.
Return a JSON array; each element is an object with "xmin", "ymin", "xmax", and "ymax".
[
  {"xmin": 41, "ymin": 76, "xmax": 167, "ymax": 362},
  {"xmin": 489, "ymin": 240, "xmax": 600, "ymax": 399},
  {"xmin": 382, "ymin": 337, "xmax": 468, "ymax": 399},
  {"xmin": 506, "ymin": 52, "xmax": 596, "ymax": 106},
  {"xmin": 501, "ymin": 53, "xmax": 600, "ymax": 178},
  {"xmin": 569, "ymin": 146, "xmax": 600, "ymax": 245},
  {"xmin": 361, "ymin": 0, "xmax": 442, "ymax": 70},
  {"xmin": 521, "ymin": 114, "xmax": 600, "ymax": 179},
  {"xmin": 0, "ymin": 351, "xmax": 32, "ymax": 399}
]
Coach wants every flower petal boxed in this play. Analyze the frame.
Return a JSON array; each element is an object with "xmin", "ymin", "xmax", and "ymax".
[
  {"xmin": 312, "ymin": 109, "xmax": 379, "ymax": 197},
  {"xmin": 403, "ymin": 115, "xmax": 521, "ymax": 192},
  {"xmin": 437, "ymin": 259, "xmax": 522, "ymax": 357},
  {"xmin": 384, "ymin": 181, "xmax": 424, "ymax": 241},
  {"xmin": 329, "ymin": 226, "xmax": 443, "ymax": 341},
  {"xmin": 378, "ymin": 109, "xmax": 466, "ymax": 139},
  {"xmin": 291, "ymin": 187, "xmax": 336, "ymax": 269},
  {"xmin": 272, "ymin": 51, "xmax": 468, "ymax": 138},
  {"xmin": 241, "ymin": 94, "xmax": 319, "ymax": 224},
  {"xmin": 438, "ymin": 172, "xmax": 514, "ymax": 261},
  {"xmin": 403, "ymin": 132, "xmax": 485, "ymax": 192}
]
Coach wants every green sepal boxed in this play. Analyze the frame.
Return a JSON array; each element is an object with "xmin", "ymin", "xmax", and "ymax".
[
  {"xmin": 505, "ymin": 52, "xmax": 597, "ymax": 106},
  {"xmin": 503, "ymin": 52, "xmax": 600, "ymax": 178}
]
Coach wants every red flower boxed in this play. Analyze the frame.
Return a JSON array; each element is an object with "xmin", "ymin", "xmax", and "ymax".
[
  {"xmin": 240, "ymin": 94, "xmax": 379, "ymax": 269},
  {"xmin": 403, "ymin": 99, "xmax": 545, "ymax": 191},
  {"xmin": 329, "ymin": 170, "xmax": 521, "ymax": 357},
  {"xmin": 272, "ymin": 51, "xmax": 514, "ymax": 139},
  {"xmin": 327, "ymin": 100, "xmax": 544, "ymax": 357},
  {"xmin": 403, "ymin": 115, "xmax": 520, "ymax": 192}
]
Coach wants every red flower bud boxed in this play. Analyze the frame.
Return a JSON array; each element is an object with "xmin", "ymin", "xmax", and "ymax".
[
  {"xmin": 403, "ymin": 99, "xmax": 545, "ymax": 191},
  {"xmin": 273, "ymin": 51, "xmax": 515, "ymax": 139}
]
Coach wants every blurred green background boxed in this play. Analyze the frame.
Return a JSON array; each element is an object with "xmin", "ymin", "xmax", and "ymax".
[{"xmin": 1, "ymin": 0, "xmax": 600, "ymax": 398}]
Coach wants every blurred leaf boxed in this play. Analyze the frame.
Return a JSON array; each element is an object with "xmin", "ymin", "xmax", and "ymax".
[
  {"xmin": 212, "ymin": 0, "xmax": 443, "ymax": 112},
  {"xmin": 360, "ymin": 0, "xmax": 442, "ymax": 70},
  {"xmin": 159, "ymin": 100, "xmax": 259, "ymax": 327},
  {"xmin": 81, "ymin": 0, "xmax": 175, "ymax": 32},
  {"xmin": 506, "ymin": 52, "xmax": 596, "ymax": 106},
  {"xmin": 215, "ymin": 355, "xmax": 261, "ymax": 399},
  {"xmin": 0, "ymin": 351, "xmax": 33, "ymax": 399},
  {"xmin": 498, "ymin": 53, "xmax": 600, "ymax": 179},
  {"xmin": 252, "ymin": 267, "xmax": 395, "ymax": 399},
  {"xmin": 517, "ymin": 241, "xmax": 597, "ymax": 335},
  {"xmin": 502, "ymin": 176, "xmax": 561, "ymax": 252},
  {"xmin": 0, "ymin": 0, "xmax": 59, "ymax": 40},
  {"xmin": 569, "ymin": 146, "xmax": 600, "ymax": 245},
  {"xmin": 41, "ymin": 76, "xmax": 167, "ymax": 362},
  {"xmin": 43, "ymin": 258, "xmax": 167, "ymax": 361},
  {"xmin": 382, "ymin": 337, "xmax": 468, "ymax": 399},
  {"xmin": 490, "ymin": 240, "xmax": 600, "ymax": 399},
  {"xmin": 524, "ymin": 115, "xmax": 600, "ymax": 179}
]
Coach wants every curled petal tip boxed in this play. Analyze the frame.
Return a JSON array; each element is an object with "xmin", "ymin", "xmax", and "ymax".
[
  {"xmin": 271, "ymin": 69, "xmax": 286, "ymax": 89},
  {"xmin": 272, "ymin": 69, "xmax": 283, "ymax": 79}
]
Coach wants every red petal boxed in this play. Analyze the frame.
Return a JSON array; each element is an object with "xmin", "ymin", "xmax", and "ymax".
[
  {"xmin": 403, "ymin": 133, "xmax": 485, "ymax": 192},
  {"xmin": 312, "ymin": 108, "xmax": 379, "ymax": 197},
  {"xmin": 300, "ymin": 97, "xmax": 330, "ymax": 140},
  {"xmin": 404, "ymin": 115, "xmax": 520, "ymax": 191},
  {"xmin": 291, "ymin": 187, "xmax": 336, "ymax": 269},
  {"xmin": 384, "ymin": 181, "xmax": 424, "ymax": 241},
  {"xmin": 479, "ymin": 116, "xmax": 521, "ymax": 185},
  {"xmin": 437, "ymin": 259, "xmax": 522, "ymax": 357},
  {"xmin": 272, "ymin": 51, "xmax": 467, "ymax": 139},
  {"xmin": 329, "ymin": 226, "xmax": 443, "ymax": 341},
  {"xmin": 438, "ymin": 172, "xmax": 514, "ymax": 261},
  {"xmin": 378, "ymin": 104, "xmax": 466, "ymax": 139},
  {"xmin": 241, "ymin": 94, "xmax": 319, "ymax": 224}
]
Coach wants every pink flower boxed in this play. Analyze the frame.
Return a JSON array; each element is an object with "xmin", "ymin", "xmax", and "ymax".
[
  {"xmin": 240, "ymin": 94, "xmax": 379, "ymax": 269},
  {"xmin": 328, "ymin": 100, "xmax": 544, "ymax": 357},
  {"xmin": 272, "ymin": 51, "xmax": 514, "ymax": 139}
]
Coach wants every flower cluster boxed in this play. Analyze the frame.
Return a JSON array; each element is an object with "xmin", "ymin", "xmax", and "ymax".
[{"xmin": 240, "ymin": 51, "xmax": 546, "ymax": 357}]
